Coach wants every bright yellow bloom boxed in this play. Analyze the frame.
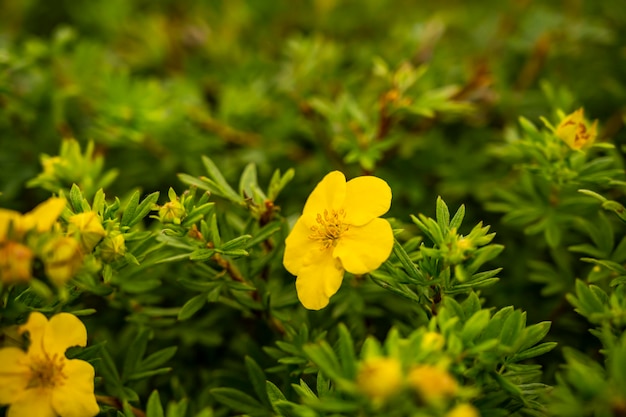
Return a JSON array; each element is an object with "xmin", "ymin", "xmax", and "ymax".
[
  {"xmin": 0, "ymin": 312, "xmax": 99, "ymax": 417},
  {"xmin": 68, "ymin": 212, "xmax": 106, "ymax": 252},
  {"xmin": 0, "ymin": 198, "xmax": 66, "ymax": 242},
  {"xmin": 356, "ymin": 357, "xmax": 403, "ymax": 402},
  {"xmin": 555, "ymin": 108, "xmax": 598, "ymax": 150},
  {"xmin": 408, "ymin": 364, "xmax": 458, "ymax": 402},
  {"xmin": 42, "ymin": 237, "xmax": 83, "ymax": 286},
  {"xmin": 446, "ymin": 403, "xmax": 481, "ymax": 417},
  {"xmin": 0, "ymin": 242, "xmax": 34, "ymax": 284},
  {"xmin": 283, "ymin": 171, "xmax": 393, "ymax": 310}
]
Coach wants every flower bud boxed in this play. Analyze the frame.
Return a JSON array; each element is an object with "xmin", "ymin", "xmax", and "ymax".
[
  {"xmin": 99, "ymin": 231, "xmax": 126, "ymax": 262},
  {"xmin": 0, "ymin": 241, "xmax": 34, "ymax": 284},
  {"xmin": 158, "ymin": 200, "xmax": 186, "ymax": 224},
  {"xmin": 408, "ymin": 364, "xmax": 458, "ymax": 402},
  {"xmin": 43, "ymin": 237, "xmax": 83, "ymax": 286},
  {"xmin": 356, "ymin": 357, "xmax": 403, "ymax": 402},
  {"xmin": 68, "ymin": 212, "xmax": 106, "ymax": 252},
  {"xmin": 421, "ymin": 332, "xmax": 445, "ymax": 351}
]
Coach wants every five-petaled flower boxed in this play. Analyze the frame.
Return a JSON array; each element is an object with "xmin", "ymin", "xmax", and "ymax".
[
  {"xmin": 555, "ymin": 108, "xmax": 598, "ymax": 150},
  {"xmin": 0, "ymin": 312, "xmax": 99, "ymax": 417},
  {"xmin": 283, "ymin": 171, "xmax": 393, "ymax": 310}
]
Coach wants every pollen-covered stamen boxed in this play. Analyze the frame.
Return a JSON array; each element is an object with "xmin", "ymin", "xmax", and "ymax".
[
  {"xmin": 28, "ymin": 352, "xmax": 67, "ymax": 388},
  {"xmin": 309, "ymin": 208, "xmax": 349, "ymax": 249}
]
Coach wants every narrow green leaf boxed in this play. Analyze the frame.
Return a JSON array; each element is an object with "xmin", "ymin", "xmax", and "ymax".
[
  {"xmin": 121, "ymin": 191, "xmax": 140, "ymax": 227},
  {"xmin": 128, "ymin": 191, "xmax": 160, "ymax": 227},
  {"xmin": 450, "ymin": 204, "xmax": 466, "ymax": 230},
  {"xmin": 246, "ymin": 356, "xmax": 270, "ymax": 407},
  {"xmin": 146, "ymin": 391, "xmax": 164, "ymax": 417},
  {"xmin": 336, "ymin": 324, "xmax": 357, "ymax": 378},
  {"xmin": 139, "ymin": 346, "xmax": 178, "ymax": 371},
  {"xmin": 122, "ymin": 328, "xmax": 151, "ymax": 379},
  {"xmin": 436, "ymin": 196, "xmax": 450, "ymax": 231},
  {"xmin": 178, "ymin": 294, "xmax": 207, "ymax": 321},
  {"xmin": 211, "ymin": 387, "xmax": 264, "ymax": 415}
]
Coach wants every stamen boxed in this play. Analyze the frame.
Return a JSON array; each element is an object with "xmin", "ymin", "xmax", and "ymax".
[
  {"xmin": 28, "ymin": 352, "xmax": 67, "ymax": 388},
  {"xmin": 309, "ymin": 208, "xmax": 349, "ymax": 249}
]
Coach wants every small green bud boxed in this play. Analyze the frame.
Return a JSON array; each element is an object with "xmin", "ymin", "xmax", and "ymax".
[{"xmin": 99, "ymin": 231, "xmax": 126, "ymax": 263}]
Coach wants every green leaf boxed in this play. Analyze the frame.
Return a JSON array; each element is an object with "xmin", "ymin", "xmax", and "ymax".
[
  {"xmin": 211, "ymin": 387, "xmax": 264, "ymax": 415},
  {"xmin": 221, "ymin": 235, "xmax": 252, "ymax": 251},
  {"xmin": 245, "ymin": 356, "xmax": 270, "ymax": 407},
  {"xmin": 392, "ymin": 239, "xmax": 426, "ymax": 284},
  {"xmin": 178, "ymin": 293, "xmax": 207, "ymax": 321},
  {"xmin": 266, "ymin": 381, "xmax": 287, "ymax": 404},
  {"xmin": 246, "ymin": 222, "xmax": 282, "ymax": 248},
  {"xmin": 499, "ymin": 310, "xmax": 525, "ymax": 347},
  {"xmin": 436, "ymin": 196, "xmax": 450, "ymax": 231},
  {"xmin": 121, "ymin": 191, "xmax": 140, "ymax": 227},
  {"xmin": 518, "ymin": 321, "xmax": 552, "ymax": 352},
  {"xmin": 450, "ymin": 204, "xmax": 466, "ymax": 230},
  {"xmin": 202, "ymin": 156, "xmax": 243, "ymax": 203},
  {"xmin": 461, "ymin": 309, "xmax": 491, "ymax": 343},
  {"xmin": 128, "ymin": 191, "xmax": 160, "ymax": 227},
  {"xmin": 139, "ymin": 346, "xmax": 178, "ymax": 371},
  {"xmin": 510, "ymin": 342, "xmax": 557, "ymax": 362},
  {"xmin": 122, "ymin": 328, "xmax": 150, "ymax": 379},
  {"xmin": 336, "ymin": 324, "xmax": 357, "ymax": 378},
  {"xmin": 146, "ymin": 391, "xmax": 164, "ymax": 417}
]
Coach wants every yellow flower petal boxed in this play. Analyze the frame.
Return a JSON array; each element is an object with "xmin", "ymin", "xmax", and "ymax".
[
  {"xmin": 43, "ymin": 313, "xmax": 88, "ymax": 356},
  {"xmin": 333, "ymin": 218, "xmax": 393, "ymax": 275},
  {"xmin": 343, "ymin": 176, "xmax": 392, "ymax": 226},
  {"xmin": 6, "ymin": 388, "xmax": 55, "ymax": 417},
  {"xmin": 19, "ymin": 312, "xmax": 48, "ymax": 357},
  {"xmin": 23, "ymin": 197, "xmax": 66, "ymax": 233},
  {"xmin": 51, "ymin": 359, "xmax": 99, "ymax": 417},
  {"xmin": 295, "ymin": 250, "xmax": 344, "ymax": 310},
  {"xmin": 301, "ymin": 171, "xmax": 346, "ymax": 224},
  {"xmin": 283, "ymin": 217, "xmax": 319, "ymax": 275},
  {"xmin": 0, "ymin": 347, "xmax": 30, "ymax": 404},
  {"xmin": 0, "ymin": 209, "xmax": 21, "ymax": 241}
]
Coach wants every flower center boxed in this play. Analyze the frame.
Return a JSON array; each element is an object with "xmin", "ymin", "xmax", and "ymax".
[
  {"xmin": 28, "ymin": 353, "xmax": 67, "ymax": 389},
  {"xmin": 309, "ymin": 209, "xmax": 349, "ymax": 249}
]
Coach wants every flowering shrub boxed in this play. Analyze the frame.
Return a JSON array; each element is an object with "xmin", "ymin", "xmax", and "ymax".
[{"xmin": 1, "ymin": 2, "xmax": 626, "ymax": 417}]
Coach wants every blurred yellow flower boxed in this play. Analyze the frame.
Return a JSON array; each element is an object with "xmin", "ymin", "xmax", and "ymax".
[
  {"xmin": 283, "ymin": 171, "xmax": 393, "ymax": 310},
  {"xmin": 356, "ymin": 357, "xmax": 403, "ymax": 402},
  {"xmin": 43, "ymin": 237, "xmax": 83, "ymax": 286},
  {"xmin": 555, "ymin": 108, "xmax": 598, "ymax": 150},
  {"xmin": 69, "ymin": 212, "xmax": 106, "ymax": 252},
  {"xmin": 408, "ymin": 364, "xmax": 458, "ymax": 402},
  {"xmin": 446, "ymin": 403, "xmax": 481, "ymax": 417},
  {"xmin": 0, "ymin": 198, "xmax": 66, "ymax": 241},
  {"xmin": 0, "ymin": 312, "xmax": 99, "ymax": 417},
  {"xmin": 0, "ymin": 242, "xmax": 34, "ymax": 284}
]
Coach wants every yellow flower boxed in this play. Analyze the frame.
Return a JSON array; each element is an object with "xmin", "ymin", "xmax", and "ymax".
[
  {"xmin": 68, "ymin": 212, "xmax": 106, "ymax": 252},
  {"xmin": 356, "ymin": 357, "xmax": 403, "ymax": 402},
  {"xmin": 0, "ymin": 312, "xmax": 99, "ymax": 417},
  {"xmin": 0, "ymin": 242, "xmax": 34, "ymax": 284},
  {"xmin": 0, "ymin": 198, "xmax": 66, "ymax": 242},
  {"xmin": 42, "ymin": 237, "xmax": 83, "ymax": 286},
  {"xmin": 446, "ymin": 403, "xmax": 481, "ymax": 417},
  {"xmin": 408, "ymin": 364, "xmax": 458, "ymax": 402},
  {"xmin": 555, "ymin": 108, "xmax": 598, "ymax": 150},
  {"xmin": 283, "ymin": 171, "xmax": 393, "ymax": 310}
]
